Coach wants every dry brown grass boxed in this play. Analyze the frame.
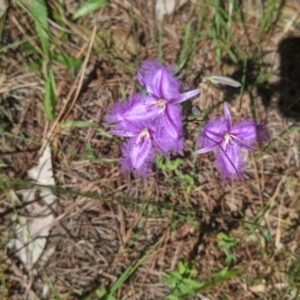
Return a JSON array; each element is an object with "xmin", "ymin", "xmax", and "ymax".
[{"xmin": 0, "ymin": 0, "xmax": 300, "ymax": 299}]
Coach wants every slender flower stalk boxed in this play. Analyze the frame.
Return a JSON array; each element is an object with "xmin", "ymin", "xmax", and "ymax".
[{"xmin": 196, "ymin": 103, "xmax": 269, "ymax": 179}]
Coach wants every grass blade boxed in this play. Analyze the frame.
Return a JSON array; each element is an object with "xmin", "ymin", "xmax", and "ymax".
[
  {"xmin": 72, "ymin": 0, "xmax": 108, "ymax": 20},
  {"xmin": 107, "ymin": 238, "xmax": 162, "ymax": 296},
  {"xmin": 176, "ymin": 22, "xmax": 192, "ymax": 73},
  {"xmin": 60, "ymin": 121, "xmax": 94, "ymax": 129},
  {"xmin": 44, "ymin": 68, "xmax": 56, "ymax": 121},
  {"xmin": 32, "ymin": 0, "xmax": 50, "ymax": 60}
]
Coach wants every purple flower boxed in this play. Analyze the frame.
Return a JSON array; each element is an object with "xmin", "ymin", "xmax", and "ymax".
[
  {"xmin": 105, "ymin": 60, "xmax": 203, "ymax": 177},
  {"xmin": 136, "ymin": 60, "xmax": 200, "ymax": 154},
  {"xmin": 195, "ymin": 103, "xmax": 269, "ymax": 179},
  {"xmin": 121, "ymin": 128, "xmax": 156, "ymax": 178},
  {"xmin": 109, "ymin": 120, "xmax": 168, "ymax": 177}
]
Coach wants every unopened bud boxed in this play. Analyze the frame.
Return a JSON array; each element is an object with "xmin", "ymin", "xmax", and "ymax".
[{"xmin": 203, "ymin": 75, "xmax": 241, "ymax": 88}]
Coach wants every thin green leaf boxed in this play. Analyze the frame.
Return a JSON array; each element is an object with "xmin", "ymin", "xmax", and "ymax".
[
  {"xmin": 182, "ymin": 278, "xmax": 202, "ymax": 289},
  {"xmin": 196, "ymin": 269, "xmax": 241, "ymax": 292},
  {"xmin": 72, "ymin": 0, "xmax": 108, "ymax": 20},
  {"xmin": 44, "ymin": 68, "xmax": 56, "ymax": 121},
  {"xmin": 178, "ymin": 261, "xmax": 186, "ymax": 275},
  {"xmin": 178, "ymin": 283, "xmax": 195, "ymax": 296},
  {"xmin": 262, "ymin": 228, "xmax": 274, "ymax": 246},
  {"xmin": 219, "ymin": 266, "xmax": 229, "ymax": 277},
  {"xmin": 168, "ymin": 271, "xmax": 182, "ymax": 280},
  {"xmin": 161, "ymin": 276, "xmax": 176, "ymax": 287},
  {"xmin": 32, "ymin": 0, "xmax": 50, "ymax": 60}
]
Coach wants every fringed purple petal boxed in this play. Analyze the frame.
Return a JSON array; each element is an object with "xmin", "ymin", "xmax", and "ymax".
[
  {"xmin": 216, "ymin": 142, "xmax": 245, "ymax": 180},
  {"xmin": 146, "ymin": 68, "xmax": 181, "ymax": 100},
  {"xmin": 154, "ymin": 105, "xmax": 185, "ymax": 154},
  {"xmin": 137, "ymin": 60, "xmax": 201, "ymax": 106},
  {"xmin": 230, "ymin": 120, "xmax": 257, "ymax": 143},
  {"xmin": 155, "ymin": 123, "xmax": 185, "ymax": 155},
  {"xmin": 145, "ymin": 68, "xmax": 165, "ymax": 98},
  {"xmin": 137, "ymin": 60, "xmax": 181, "ymax": 100},
  {"xmin": 123, "ymin": 96, "xmax": 162, "ymax": 122},
  {"xmin": 197, "ymin": 119, "xmax": 228, "ymax": 150},
  {"xmin": 104, "ymin": 101, "xmax": 126, "ymax": 125},
  {"xmin": 104, "ymin": 93, "xmax": 143, "ymax": 125},
  {"xmin": 137, "ymin": 60, "xmax": 174, "ymax": 86},
  {"xmin": 120, "ymin": 132, "xmax": 155, "ymax": 178},
  {"xmin": 230, "ymin": 119, "xmax": 270, "ymax": 145},
  {"xmin": 255, "ymin": 121, "xmax": 271, "ymax": 143},
  {"xmin": 112, "ymin": 119, "xmax": 159, "ymax": 138},
  {"xmin": 105, "ymin": 94, "xmax": 164, "ymax": 135}
]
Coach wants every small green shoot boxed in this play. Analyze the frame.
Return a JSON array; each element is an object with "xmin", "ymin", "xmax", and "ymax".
[
  {"xmin": 162, "ymin": 259, "xmax": 241, "ymax": 299},
  {"xmin": 162, "ymin": 260, "xmax": 201, "ymax": 299},
  {"xmin": 157, "ymin": 157, "xmax": 195, "ymax": 195},
  {"xmin": 217, "ymin": 232, "xmax": 237, "ymax": 265},
  {"xmin": 85, "ymin": 144, "xmax": 97, "ymax": 160},
  {"xmin": 157, "ymin": 157, "xmax": 183, "ymax": 172}
]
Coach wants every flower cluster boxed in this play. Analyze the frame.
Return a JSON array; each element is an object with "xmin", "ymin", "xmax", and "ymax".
[
  {"xmin": 105, "ymin": 60, "xmax": 270, "ymax": 180},
  {"xmin": 105, "ymin": 60, "xmax": 201, "ymax": 177},
  {"xmin": 195, "ymin": 103, "xmax": 270, "ymax": 179}
]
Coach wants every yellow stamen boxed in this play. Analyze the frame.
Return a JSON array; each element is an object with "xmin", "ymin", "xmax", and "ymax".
[
  {"xmin": 224, "ymin": 133, "xmax": 234, "ymax": 146},
  {"xmin": 140, "ymin": 128, "xmax": 150, "ymax": 139},
  {"xmin": 155, "ymin": 99, "xmax": 167, "ymax": 110}
]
